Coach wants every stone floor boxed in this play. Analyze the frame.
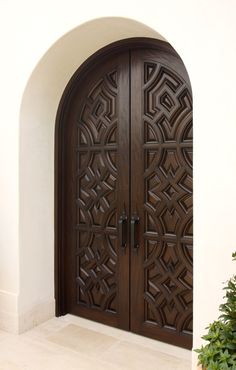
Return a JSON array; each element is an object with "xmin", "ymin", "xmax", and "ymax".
[{"xmin": 0, "ymin": 315, "xmax": 192, "ymax": 370}]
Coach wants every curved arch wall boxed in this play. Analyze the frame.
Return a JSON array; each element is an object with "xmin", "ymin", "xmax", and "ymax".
[
  {"xmin": 0, "ymin": 4, "xmax": 236, "ymax": 369},
  {"xmin": 19, "ymin": 17, "xmax": 164, "ymax": 332}
]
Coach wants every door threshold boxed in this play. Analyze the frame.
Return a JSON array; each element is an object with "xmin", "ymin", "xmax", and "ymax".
[{"xmin": 60, "ymin": 314, "xmax": 192, "ymax": 362}]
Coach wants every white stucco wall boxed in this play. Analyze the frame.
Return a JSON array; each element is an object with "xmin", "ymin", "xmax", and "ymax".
[{"xmin": 0, "ymin": 1, "xmax": 236, "ymax": 368}]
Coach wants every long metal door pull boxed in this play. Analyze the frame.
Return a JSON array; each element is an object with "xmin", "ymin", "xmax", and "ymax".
[
  {"xmin": 119, "ymin": 213, "xmax": 127, "ymax": 248},
  {"xmin": 131, "ymin": 215, "xmax": 139, "ymax": 252}
]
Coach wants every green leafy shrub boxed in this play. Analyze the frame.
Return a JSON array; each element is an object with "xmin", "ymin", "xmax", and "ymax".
[
  {"xmin": 219, "ymin": 252, "xmax": 236, "ymax": 331},
  {"xmin": 195, "ymin": 252, "xmax": 236, "ymax": 370}
]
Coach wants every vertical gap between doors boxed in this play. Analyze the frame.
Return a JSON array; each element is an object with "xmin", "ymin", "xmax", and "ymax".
[{"xmin": 128, "ymin": 49, "xmax": 131, "ymax": 331}]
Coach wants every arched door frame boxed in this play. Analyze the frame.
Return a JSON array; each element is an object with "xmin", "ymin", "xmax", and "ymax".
[{"xmin": 54, "ymin": 37, "xmax": 192, "ymax": 317}]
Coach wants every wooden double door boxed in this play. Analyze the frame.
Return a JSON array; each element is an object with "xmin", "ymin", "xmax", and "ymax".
[{"xmin": 57, "ymin": 40, "xmax": 193, "ymax": 349}]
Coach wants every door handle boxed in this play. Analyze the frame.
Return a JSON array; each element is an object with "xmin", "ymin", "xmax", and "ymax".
[
  {"xmin": 119, "ymin": 213, "xmax": 127, "ymax": 248},
  {"xmin": 131, "ymin": 215, "xmax": 139, "ymax": 252}
]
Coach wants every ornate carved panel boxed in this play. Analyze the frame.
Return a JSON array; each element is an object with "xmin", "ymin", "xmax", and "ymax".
[
  {"xmin": 143, "ymin": 62, "xmax": 193, "ymax": 335},
  {"xmin": 60, "ymin": 42, "xmax": 192, "ymax": 348},
  {"xmin": 76, "ymin": 70, "xmax": 119, "ymax": 313}
]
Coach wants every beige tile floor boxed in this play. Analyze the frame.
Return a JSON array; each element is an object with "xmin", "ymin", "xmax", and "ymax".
[{"xmin": 0, "ymin": 315, "xmax": 192, "ymax": 370}]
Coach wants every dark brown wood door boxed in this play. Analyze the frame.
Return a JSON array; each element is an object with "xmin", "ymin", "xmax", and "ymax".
[
  {"xmin": 59, "ymin": 40, "xmax": 193, "ymax": 349},
  {"xmin": 130, "ymin": 48, "xmax": 193, "ymax": 348},
  {"xmin": 63, "ymin": 51, "xmax": 130, "ymax": 330}
]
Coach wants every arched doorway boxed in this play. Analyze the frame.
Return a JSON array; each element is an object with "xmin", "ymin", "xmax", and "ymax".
[
  {"xmin": 19, "ymin": 17, "xmax": 165, "ymax": 334},
  {"xmin": 55, "ymin": 38, "xmax": 193, "ymax": 349}
]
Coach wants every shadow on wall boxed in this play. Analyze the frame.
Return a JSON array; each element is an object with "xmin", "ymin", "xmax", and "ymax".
[{"xmin": 18, "ymin": 17, "xmax": 164, "ymax": 326}]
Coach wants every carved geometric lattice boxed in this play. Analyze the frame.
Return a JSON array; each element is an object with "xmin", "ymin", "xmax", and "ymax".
[
  {"xmin": 76, "ymin": 70, "xmax": 118, "ymax": 313},
  {"xmin": 77, "ymin": 232, "xmax": 117, "ymax": 312},
  {"xmin": 143, "ymin": 62, "xmax": 193, "ymax": 335}
]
